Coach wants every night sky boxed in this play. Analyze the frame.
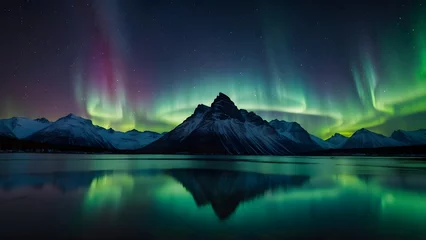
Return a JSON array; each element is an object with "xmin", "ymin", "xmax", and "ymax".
[{"xmin": 1, "ymin": 0, "xmax": 425, "ymax": 138}]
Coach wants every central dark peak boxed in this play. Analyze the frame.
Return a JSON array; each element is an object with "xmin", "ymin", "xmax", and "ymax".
[{"xmin": 210, "ymin": 92, "xmax": 244, "ymax": 121}]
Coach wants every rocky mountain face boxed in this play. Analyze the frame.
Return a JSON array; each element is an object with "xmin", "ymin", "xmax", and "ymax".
[{"xmin": 141, "ymin": 93, "xmax": 300, "ymax": 155}]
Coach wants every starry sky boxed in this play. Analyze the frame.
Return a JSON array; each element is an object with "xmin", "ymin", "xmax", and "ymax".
[{"xmin": 1, "ymin": 0, "xmax": 425, "ymax": 138}]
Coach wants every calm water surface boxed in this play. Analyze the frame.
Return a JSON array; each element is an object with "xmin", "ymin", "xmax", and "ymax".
[{"xmin": 0, "ymin": 154, "xmax": 426, "ymax": 239}]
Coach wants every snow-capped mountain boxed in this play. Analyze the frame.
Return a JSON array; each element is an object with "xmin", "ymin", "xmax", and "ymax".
[
  {"xmin": 142, "ymin": 93, "xmax": 298, "ymax": 155},
  {"xmin": 325, "ymin": 133, "xmax": 348, "ymax": 148},
  {"xmin": 0, "ymin": 117, "xmax": 51, "ymax": 139},
  {"xmin": 342, "ymin": 128, "xmax": 405, "ymax": 149},
  {"xmin": 390, "ymin": 129, "xmax": 426, "ymax": 146},
  {"xmin": 269, "ymin": 119, "xmax": 322, "ymax": 150},
  {"xmin": 27, "ymin": 114, "xmax": 113, "ymax": 149},
  {"xmin": 97, "ymin": 128, "xmax": 164, "ymax": 150},
  {"xmin": 1, "ymin": 104, "xmax": 424, "ymax": 154},
  {"xmin": 0, "ymin": 114, "xmax": 164, "ymax": 150}
]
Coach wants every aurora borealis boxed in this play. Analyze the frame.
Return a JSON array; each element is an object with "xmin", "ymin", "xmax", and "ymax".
[{"xmin": 1, "ymin": 0, "xmax": 426, "ymax": 138}]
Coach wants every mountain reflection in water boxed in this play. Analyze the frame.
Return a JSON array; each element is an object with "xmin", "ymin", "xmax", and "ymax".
[
  {"xmin": 0, "ymin": 169, "xmax": 310, "ymax": 220},
  {"xmin": 167, "ymin": 169, "xmax": 309, "ymax": 220},
  {"xmin": 1, "ymin": 159, "xmax": 426, "ymax": 239}
]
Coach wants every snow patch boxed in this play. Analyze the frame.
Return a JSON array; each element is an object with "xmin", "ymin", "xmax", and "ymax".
[
  {"xmin": 0, "ymin": 117, "xmax": 51, "ymax": 139},
  {"xmin": 343, "ymin": 129, "xmax": 405, "ymax": 149}
]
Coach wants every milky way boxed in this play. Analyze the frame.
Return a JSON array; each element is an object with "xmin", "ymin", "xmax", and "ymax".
[{"xmin": 1, "ymin": 0, "xmax": 425, "ymax": 138}]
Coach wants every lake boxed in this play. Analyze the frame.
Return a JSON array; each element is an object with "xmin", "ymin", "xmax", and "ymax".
[{"xmin": 0, "ymin": 154, "xmax": 426, "ymax": 239}]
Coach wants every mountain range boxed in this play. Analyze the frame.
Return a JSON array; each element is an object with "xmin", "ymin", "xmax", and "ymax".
[
  {"xmin": 0, "ymin": 93, "xmax": 425, "ymax": 154},
  {"xmin": 0, "ymin": 114, "xmax": 163, "ymax": 151}
]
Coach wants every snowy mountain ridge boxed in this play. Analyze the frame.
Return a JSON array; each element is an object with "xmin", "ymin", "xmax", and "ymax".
[
  {"xmin": 27, "ymin": 114, "xmax": 113, "ymax": 149},
  {"xmin": 21, "ymin": 113, "xmax": 162, "ymax": 150},
  {"xmin": 0, "ymin": 117, "xmax": 51, "ymax": 139},
  {"xmin": 342, "ymin": 128, "xmax": 405, "ymax": 149},
  {"xmin": 391, "ymin": 129, "xmax": 426, "ymax": 146},
  {"xmin": 142, "ymin": 93, "xmax": 298, "ymax": 155},
  {"xmin": 97, "ymin": 127, "xmax": 164, "ymax": 150},
  {"xmin": 1, "ymin": 94, "xmax": 425, "ymax": 153},
  {"xmin": 269, "ymin": 119, "xmax": 322, "ymax": 150}
]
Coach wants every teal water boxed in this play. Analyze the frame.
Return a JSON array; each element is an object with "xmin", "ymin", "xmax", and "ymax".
[{"xmin": 0, "ymin": 154, "xmax": 426, "ymax": 239}]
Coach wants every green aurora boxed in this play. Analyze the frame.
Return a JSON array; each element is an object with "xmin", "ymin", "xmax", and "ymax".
[
  {"xmin": 3, "ymin": 1, "xmax": 424, "ymax": 140},
  {"xmin": 70, "ymin": 4, "xmax": 426, "ymax": 139}
]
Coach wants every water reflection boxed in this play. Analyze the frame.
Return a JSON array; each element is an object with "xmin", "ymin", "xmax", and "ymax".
[
  {"xmin": 0, "ymin": 162, "xmax": 426, "ymax": 238},
  {"xmin": 167, "ymin": 169, "xmax": 309, "ymax": 220},
  {"xmin": 0, "ymin": 172, "xmax": 105, "ymax": 192},
  {"xmin": 84, "ymin": 174, "xmax": 134, "ymax": 211}
]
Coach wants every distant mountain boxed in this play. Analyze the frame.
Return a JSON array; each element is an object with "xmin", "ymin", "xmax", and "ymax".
[
  {"xmin": 325, "ymin": 133, "xmax": 348, "ymax": 148},
  {"xmin": 391, "ymin": 129, "xmax": 426, "ymax": 146},
  {"xmin": 0, "ymin": 123, "xmax": 15, "ymax": 138},
  {"xmin": 342, "ymin": 128, "xmax": 405, "ymax": 149},
  {"xmin": 35, "ymin": 117, "xmax": 50, "ymax": 124},
  {"xmin": 310, "ymin": 134, "xmax": 335, "ymax": 149},
  {"xmin": 97, "ymin": 128, "xmax": 164, "ymax": 150},
  {"xmin": 0, "ymin": 117, "xmax": 51, "ymax": 139},
  {"xmin": 0, "ymin": 114, "xmax": 164, "ymax": 151},
  {"xmin": 1, "ymin": 99, "xmax": 425, "ymax": 155},
  {"xmin": 167, "ymin": 169, "xmax": 309, "ymax": 220},
  {"xmin": 269, "ymin": 119, "xmax": 322, "ymax": 150},
  {"xmin": 27, "ymin": 114, "xmax": 113, "ymax": 149},
  {"xmin": 142, "ymin": 93, "xmax": 298, "ymax": 155}
]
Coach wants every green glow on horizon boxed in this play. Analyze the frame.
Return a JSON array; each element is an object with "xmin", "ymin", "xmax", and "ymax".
[
  {"xmin": 74, "ymin": 65, "xmax": 138, "ymax": 132},
  {"xmin": 151, "ymin": 6, "xmax": 426, "ymax": 138},
  {"xmin": 71, "ymin": 6, "xmax": 426, "ymax": 138}
]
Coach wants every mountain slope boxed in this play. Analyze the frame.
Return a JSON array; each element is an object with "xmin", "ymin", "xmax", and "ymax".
[
  {"xmin": 0, "ymin": 117, "xmax": 51, "ymax": 139},
  {"xmin": 0, "ymin": 123, "xmax": 15, "ymax": 138},
  {"xmin": 391, "ymin": 129, "xmax": 426, "ymax": 146},
  {"xmin": 269, "ymin": 120, "xmax": 310, "ymax": 143},
  {"xmin": 310, "ymin": 134, "xmax": 335, "ymax": 149},
  {"xmin": 342, "ymin": 128, "xmax": 405, "ymax": 149},
  {"xmin": 27, "ymin": 114, "xmax": 113, "ymax": 149},
  {"xmin": 142, "ymin": 93, "xmax": 296, "ymax": 155},
  {"xmin": 97, "ymin": 128, "xmax": 164, "ymax": 150},
  {"xmin": 325, "ymin": 133, "xmax": 348, "ymax": 148},
  {"xmin": 269, "ymin": 119, "xmax": 322, "ymax": 150}
]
